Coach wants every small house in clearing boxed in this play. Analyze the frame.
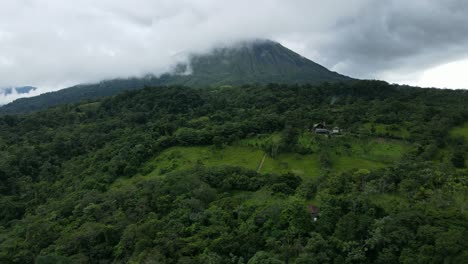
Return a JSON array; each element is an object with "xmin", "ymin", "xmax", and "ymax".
[
  {"xmin": 308, "ymin": 205, "xmax": 320, "ymax": 221},
  {"xmin": 315, "ymin": 128, "xmax": 330, "ymax": 135},
  {"xmin": 313, "ymin": 122, "xmax": 342, "ymax": 135},
  {"xmin": 313, "ymin": 122, "xmax": 330, "ymax": 135},
  {"xmin": 313, "ymin": 122, "xmax": 326, "ymax": 129}
]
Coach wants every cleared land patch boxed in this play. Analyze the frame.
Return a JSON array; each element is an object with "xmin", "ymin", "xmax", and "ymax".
[
  {"xmin": 139, "ymin": 133, "xmax": 410, "ymax": 180},
  {"xmin": 450, "ymin": 122, "xmax": 468, "ymax": 140}
]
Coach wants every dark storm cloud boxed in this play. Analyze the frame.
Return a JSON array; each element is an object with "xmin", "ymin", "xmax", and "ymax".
[
  {"xmin": 0, "ymin": 0, "xmax": 467, "ymax": 103},
  {"xmin": 316, "ymin": 0, "xmax": 468, "ymax": 79}
]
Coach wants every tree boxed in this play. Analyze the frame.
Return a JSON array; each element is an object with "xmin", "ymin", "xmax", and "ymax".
[
  {"xmin": 247, "ymin": 251, "xmax": 282, "ymax": 264},
  {"xmin": 451, "ymin": 150, "xmax": 465, "ymax": 168}
]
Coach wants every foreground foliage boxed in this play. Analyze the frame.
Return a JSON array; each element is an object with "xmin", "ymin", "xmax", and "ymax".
[{"xmin": 0, "ymin": 81, "xmax": 467, "ymax": 263}]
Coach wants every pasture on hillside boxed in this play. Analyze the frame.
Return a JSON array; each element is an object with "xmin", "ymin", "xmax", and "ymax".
[{"xmin": 136, "ymin": 132, "xmax": 411, "ymax": 180}]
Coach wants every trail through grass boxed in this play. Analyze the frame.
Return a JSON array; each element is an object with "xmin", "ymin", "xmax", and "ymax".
[{"xmin": 134, "ymin": 133, "xmax": 411, "ymax": 182}]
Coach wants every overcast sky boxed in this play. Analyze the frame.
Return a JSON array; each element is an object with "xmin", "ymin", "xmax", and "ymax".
[{"xmin": 1, "ymin": 0, "xmax": 468, "ymax": 104}]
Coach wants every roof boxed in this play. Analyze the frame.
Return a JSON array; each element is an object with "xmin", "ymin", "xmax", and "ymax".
[
  {"xmin": 308, "ymin": 205, "xmax": 320, "ymax": 215},
  {"xmin": 315, "ymin": 128, "xmax": 329, "ymax": 134}
]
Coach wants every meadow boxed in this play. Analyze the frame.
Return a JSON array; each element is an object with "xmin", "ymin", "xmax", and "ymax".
[{"xmin": 137, "ymin": 132, "xmax": 411, "ymax": 180}]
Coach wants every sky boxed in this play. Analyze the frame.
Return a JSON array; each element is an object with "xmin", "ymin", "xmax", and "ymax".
[{"xmin": 1, "ymin": 0, "xmax": 468, "ymax": 104}]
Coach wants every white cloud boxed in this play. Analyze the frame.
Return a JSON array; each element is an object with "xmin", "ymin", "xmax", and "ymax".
[
  {"xmin": 407, "ymin": 57, "xmax": 468, "ymax": 89},
  {"xmin": 0, "ymin": 87, "xmax": 43, "ymax": 105},
  {"xmin": 0, "ymin": 0, "xmax": 367, "ymax": 89}
]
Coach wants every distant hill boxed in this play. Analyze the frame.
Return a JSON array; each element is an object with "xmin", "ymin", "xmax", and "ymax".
[{"xmin": 0, "ymin": 40, "xmax": 351, "ymax": 114}]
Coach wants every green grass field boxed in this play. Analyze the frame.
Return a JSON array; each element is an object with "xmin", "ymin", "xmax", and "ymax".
[
  {"xmin": 238, "ymin": 133, "xmax": 282, "ymax": 149},
  {"xmin": 450, "ymin": 122, "xmax": 468, "ymax": 140},
  {"xmin": 369, "ymin": 194, "xmax": 410, "ymax": 213},
  {"xmin": 143, "ymin": 145, "xmax": 323, "ymax": 179},
  {"xmin": 332, "ymin": 156, "xmax": 385, "ymax": 173},
  {"xmin": 136, "ymin": 132, "xmax": 410, "ymax": 181},
  {"xmin": 261, "ymin": 153, "xmax": 321, "ymax": 178},
  {"xmin": 299, "ymin": 132, "xmax": 410, "ymax": 163},
  {"xmin": 232, "ymin": 188, "xmax": 284, "ymax": 207},
  {"xmin": 446, "ymin": 122, "xmax": 468, "ymax": 166},
  {"xmin": 362, "ymin": 123, "xmax": 411, "ymax": 139},
  {"xmin": 145, "ymin": 146, "xmax": 263, "ymax": 176},
  {"xmin": 348, "ymin": 138, "xmax": 409, "ymax": 163}
]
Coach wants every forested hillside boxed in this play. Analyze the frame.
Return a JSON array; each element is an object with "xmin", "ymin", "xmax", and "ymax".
[
  {"xmin": 0, "ymin": 40, "xmax": 349, "ymax": 114},
  {"xmin": 0, "ymin": 81, "xmax": 467, "ymax": 263}
]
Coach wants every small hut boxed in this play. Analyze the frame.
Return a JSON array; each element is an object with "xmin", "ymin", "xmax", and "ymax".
[
  {"xmin": 313, "ymin": 122, "xmax": 326, "ymax": 129},
  {"xmin": 313, "ymin": 122, "xmax": 329, "ymax": 134},
  {"xmin": 315, "ymin": 128, "xmax": 329, "ymax": 135},
  {"xmin": 308, "ymin": 205, "xmax": 321, "ymax": 221}
]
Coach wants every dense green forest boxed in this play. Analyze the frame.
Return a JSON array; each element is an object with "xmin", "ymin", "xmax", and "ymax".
[{"xmin": 0, "ymin": 81, "xmax": 467, "ymax": 263}]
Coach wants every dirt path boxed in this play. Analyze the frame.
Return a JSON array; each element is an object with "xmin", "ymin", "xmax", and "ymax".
[{"xmin": 257, "ymin": 153, "xmax": 267, "ymax": 172}]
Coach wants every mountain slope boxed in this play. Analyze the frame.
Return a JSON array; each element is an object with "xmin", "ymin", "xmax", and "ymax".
[
  {"xmin": 0, "ymin": 40, "xmax": 350, "ymax": 114},
  {"xmin": 171, "ymin": 40, "xmax": 349, "ymax": 86}
]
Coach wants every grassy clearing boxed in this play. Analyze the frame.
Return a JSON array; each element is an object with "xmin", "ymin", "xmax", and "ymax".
[
  {"xmin": 450, "ymin": 122, "xmax": 468, "ymax": 140},
  {"xmin": 232, "ymin": 189, "xmax": 283, "ymax": 206},
  {"xmin": 144, "ymin": 146, "xmax": 264, "ymax": 177},
  {"xmin": 142, "ymin": 144, "xmax": 322, "ymax": 179},
  {"xmin": 261, "ymin": 153, "xmax": 321, "ymax": 179},
  {"xmin": 348, "ymin": 138, "xmax": 410, "ymax": 163},
  {"xmin": 238, "ymin": 133, "xmax": 282, "ymax": 150},
  {"xmin": 77, "ymin": 102, "xmax": 101, "ymax": 112},
  {"xmin": 332, "ymin": 156, "xmax": 385, "ymax": 173},
  {"xmin": 362, "ymin": 123, "xmax": 411, "ymax": 139},
  {"xmin": 434, "ymin": 122, "xmax": 468, "ymax": 165},
  {"xmin": 299, "ymin": 132, "xmax": 410, "ymax": 164},
  {"xmin": 299, "ymin": 132, "xmax": 410, "ymax": 161},
  {"xmin": 369, "ymin": 194, "xmax": 410, "ymax": 213},
  {"xmin": 134, "ymin": 132, "xmax": 411, "ymax": 182},
  {"xmin": 110, "ymin": 174, "xmax": 149, "ymax": 190},
  {"xmin": 298, "ymin": 133, "xmax": 320, "ymax": 153}
]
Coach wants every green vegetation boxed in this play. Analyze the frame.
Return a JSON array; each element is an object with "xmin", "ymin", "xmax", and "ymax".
[
  {"xmin": 175, "ymin": 40, "xmax": 349, "ymax": 87},
  {"xmin": 332, "ymin": 156, "xmax": 384, "ymax": 172},
  {"xmin": 146, "ymin": 146, "xmax": 264, "ymax": 174},
  {"xmin": 0, "ymin": 40, "xmax": 349, "ymax": 114},
  {"xmin": 261, "ymin": 153, "xmax": 321, "ymax": 178},
  {"xmin": 137, "ymin": 132, "xmax": 410, "ymax": 181},
  {"xmin": 144, "ymin": 145, "xmax": 322, "ymax": 179},
  {"xmin": 0, "ymin": 81, "xmax": 467, "ymax": 263},
  {"xmin": 362, "ymin": 122, "xmax": 411, "ymax": 139},
  {"xmin": 450, "ymin": 122, "xmax": 468, "ymax": 140}
]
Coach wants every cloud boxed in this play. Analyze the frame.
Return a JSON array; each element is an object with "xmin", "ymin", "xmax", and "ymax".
[
  {"xmin": 0, "ymin": 0, "xmax": 467, "ymax": 104},
  {"xmin": 406, "ymin": 56, "xmax": 468, "ymax": 89},
  {"xmin": 0, "ymin": 87, "xmax": 43, "ymax": 105},
  {"xmin": 315, "ymin": 0, "xmax": 468, "ymax": 80}
]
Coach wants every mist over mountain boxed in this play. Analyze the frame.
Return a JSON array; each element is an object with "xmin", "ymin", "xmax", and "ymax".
[
  {"xmin": 0, "ymin": 86, "xmax": 36, "ymax": 96},
  {"xmin": 172, "ymin": 40, "xmax": 350, "ymax": 86},
  {"xmin": 0, "ymin": 40, "xmax": 350, "ymax": 114},
  {"xmin": 0, "ymin": 86, "xmax": 37, "ymax": 106}
]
